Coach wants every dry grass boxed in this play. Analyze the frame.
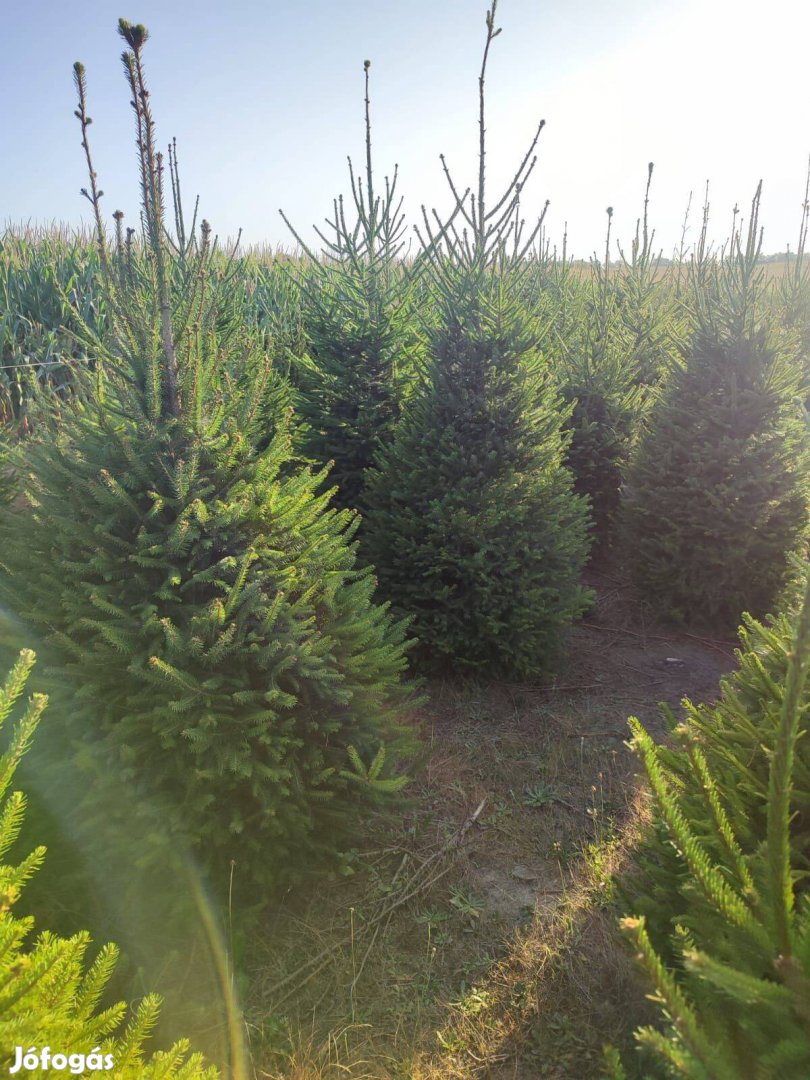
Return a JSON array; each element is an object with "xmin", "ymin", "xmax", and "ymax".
[{"xmin": 411, "ymin": 816, "xmax": 649, "ymax": 1080}]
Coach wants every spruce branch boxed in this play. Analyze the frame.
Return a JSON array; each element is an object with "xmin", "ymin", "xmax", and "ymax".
[
  {"xmin": 621, "ymin": 915, "xmax": 737, "ymax": 1079},
  {"xmin": 363, "ymin": 58, "xmax": 376, "ymax": 249},
  {"xmin": 118, "ymin": 18, "xmax": 179, "ymax": 418},
  {"xmin": 476, "ymin": 1, "xmax": 501, "ymax": 249},
  {"xmin": 766, "ymin": 563, "xmax": 810, "ymax": 958},
  {"xmin": 72, "ymin": 61, "xmax": 109, "ymax": 272},
  {"xmin": 426, "ymin": 0, "xmax": 545, "ymax": 268}
]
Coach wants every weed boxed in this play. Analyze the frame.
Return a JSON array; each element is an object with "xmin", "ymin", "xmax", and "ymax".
[{"xmin": 523, "ymin": 782, "xmax": 557, "ymax": 808}]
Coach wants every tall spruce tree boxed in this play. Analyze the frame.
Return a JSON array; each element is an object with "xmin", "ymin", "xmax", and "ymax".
[
  {"xmin": 607, "ymin": 563, "xmax": 810, "ymax": 1079},
  {"xmin": 0, "ymin": 22, "xmax": 415, "ymax": 892},
  {"xmin": 279, "ymin": 62, "xmax": 418, "ymax": 511},
  {"xmin": 362, "ymin": 2, "xmax": 591, "ymax": 680},
  {"xmin": 621, "ymin": 185, "xmax": 809, "ymax": 628}
]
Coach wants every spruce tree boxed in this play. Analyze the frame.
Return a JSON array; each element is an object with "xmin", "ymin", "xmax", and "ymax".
[
  {"xmin": 555, "ymin": 208, "xmax": 643, "ymax": 543},
  {"xmin": 362, "ymin": 2, "xmax": 591, "ymax": 680},
  {"xmin": 607, "ymin": 563, "xmax": 810, "ymax": 1080},
  {"xmin": 621, "ymin": 185, "xmax": 809, "ymax": 628},
  {"xmin": 777, "ymin": 161, "xmax": 810, "ymax": 405},
  {"xmin": 556, "ymin": 173, "xmax": 687, "ymax": 544},
  {"xmin": 612, "ymin": 164, "xmax": 687, "ymax": 389},
  {"xmin": 0, "ymin": 22, "xmax": 415, "ymax": 892},
  {"xmin": 279, "ymin": 62, "xmax": 418, "ymax": 511},
  {"xmin": 0, "ymin": 650, "xmax": 220, "ymax": 1079}
]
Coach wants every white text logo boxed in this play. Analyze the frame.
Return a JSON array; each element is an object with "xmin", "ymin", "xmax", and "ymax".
[{"xmin": 9, "ymin": 1047, "xmax": 114, "ymax": 1074}]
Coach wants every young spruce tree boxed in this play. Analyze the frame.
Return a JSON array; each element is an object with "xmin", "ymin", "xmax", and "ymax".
[
  {"xmin": 279, "ymin": 62, "xmax": 418, "ymax": 511},
  {"xmin": 0, "ymin": 22, "xmax": 414, "ymax": 892},
  {"xmin": 363, "ymin": 2, "xmax": 591, "ymax": 680},
  {"xmin": 606, "ymin": 562, "xmax": 810, "ymax": 1079},
  {"xmin": 612, "ymin": 163, "xmax": 687, "ymax": 389},
  {"xmin": 555, "ymin": 206, "xmax": 643, "ymax": 543},
  {"xmin": 0, "ymin": 651, "xmax": 220, "ymax": 1079},
  {"xmin": 621, "ymin": 185, "xmax": 809, "ymax": 628}
]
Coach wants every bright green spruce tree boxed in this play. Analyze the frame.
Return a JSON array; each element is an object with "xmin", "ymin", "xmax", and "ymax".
[
  {"xmin": 362, "ymin": 1, "xmax": 591, "ymax": 680},
  {"xmin": 0, "ymin": 22, "xmax": 414, "ymax": 892},
  {"xmin": 605, "ymin": 561, "xmax": 810, "ymax": 1080},
  {"xmin": 621, "ymin": 185, "xmax": 809, "ymax": 628},
  {"xmin": 0, "ymin": 650, "xmax": 220, "ymax": 1079},
  {"xmin": 279, "ymin": 61, "xmax": 418, "ymax": 511}
]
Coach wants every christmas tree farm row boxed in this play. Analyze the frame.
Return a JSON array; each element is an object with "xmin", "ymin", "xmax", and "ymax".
[{"xmin": 0, "ymin": 8, "xmax": 809, "ymax": 1076}]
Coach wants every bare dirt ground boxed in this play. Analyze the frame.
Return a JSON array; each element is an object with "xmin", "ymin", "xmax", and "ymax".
[{"xmin": 246, "ymin": 567, "xmax": 734, "ymax": 1079}]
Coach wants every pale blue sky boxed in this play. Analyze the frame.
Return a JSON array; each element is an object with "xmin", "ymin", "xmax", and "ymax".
[{"xmin": 2, "ymin": 0, "xmax": 808, "ymax": 257}]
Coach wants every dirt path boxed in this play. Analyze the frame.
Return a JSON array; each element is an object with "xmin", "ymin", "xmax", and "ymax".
[{"xmin": 248, "ymin": 570, "xmax": 735, "ymax": 1079}]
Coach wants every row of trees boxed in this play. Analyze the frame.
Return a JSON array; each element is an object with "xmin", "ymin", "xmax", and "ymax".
[
  {"xmin": 1, "ymin": 7, "xmax": 808, "ymax": 899},
  {"xmin": 0, "ymin": 6, "xmax": 808, "ymax": 1075}
]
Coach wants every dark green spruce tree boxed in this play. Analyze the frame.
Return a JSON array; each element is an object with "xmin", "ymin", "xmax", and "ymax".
[
  {"xmin": 555, "ymin": 206, "xmax": 643, "ymax": 544},
  {"xmin": 280, "ymin": 61, "xmax": 418, "ymax": 511},
  {"xmin": 363, "ymin": 1, "xmax": 592, "ymax": 680},
  {"xmin": 0, "ymin": 22, "xmax": 415, "ymax": 893},
  {"xmin": 621, "ymin": 185, "xmax": 809, "ymax": 628}
]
